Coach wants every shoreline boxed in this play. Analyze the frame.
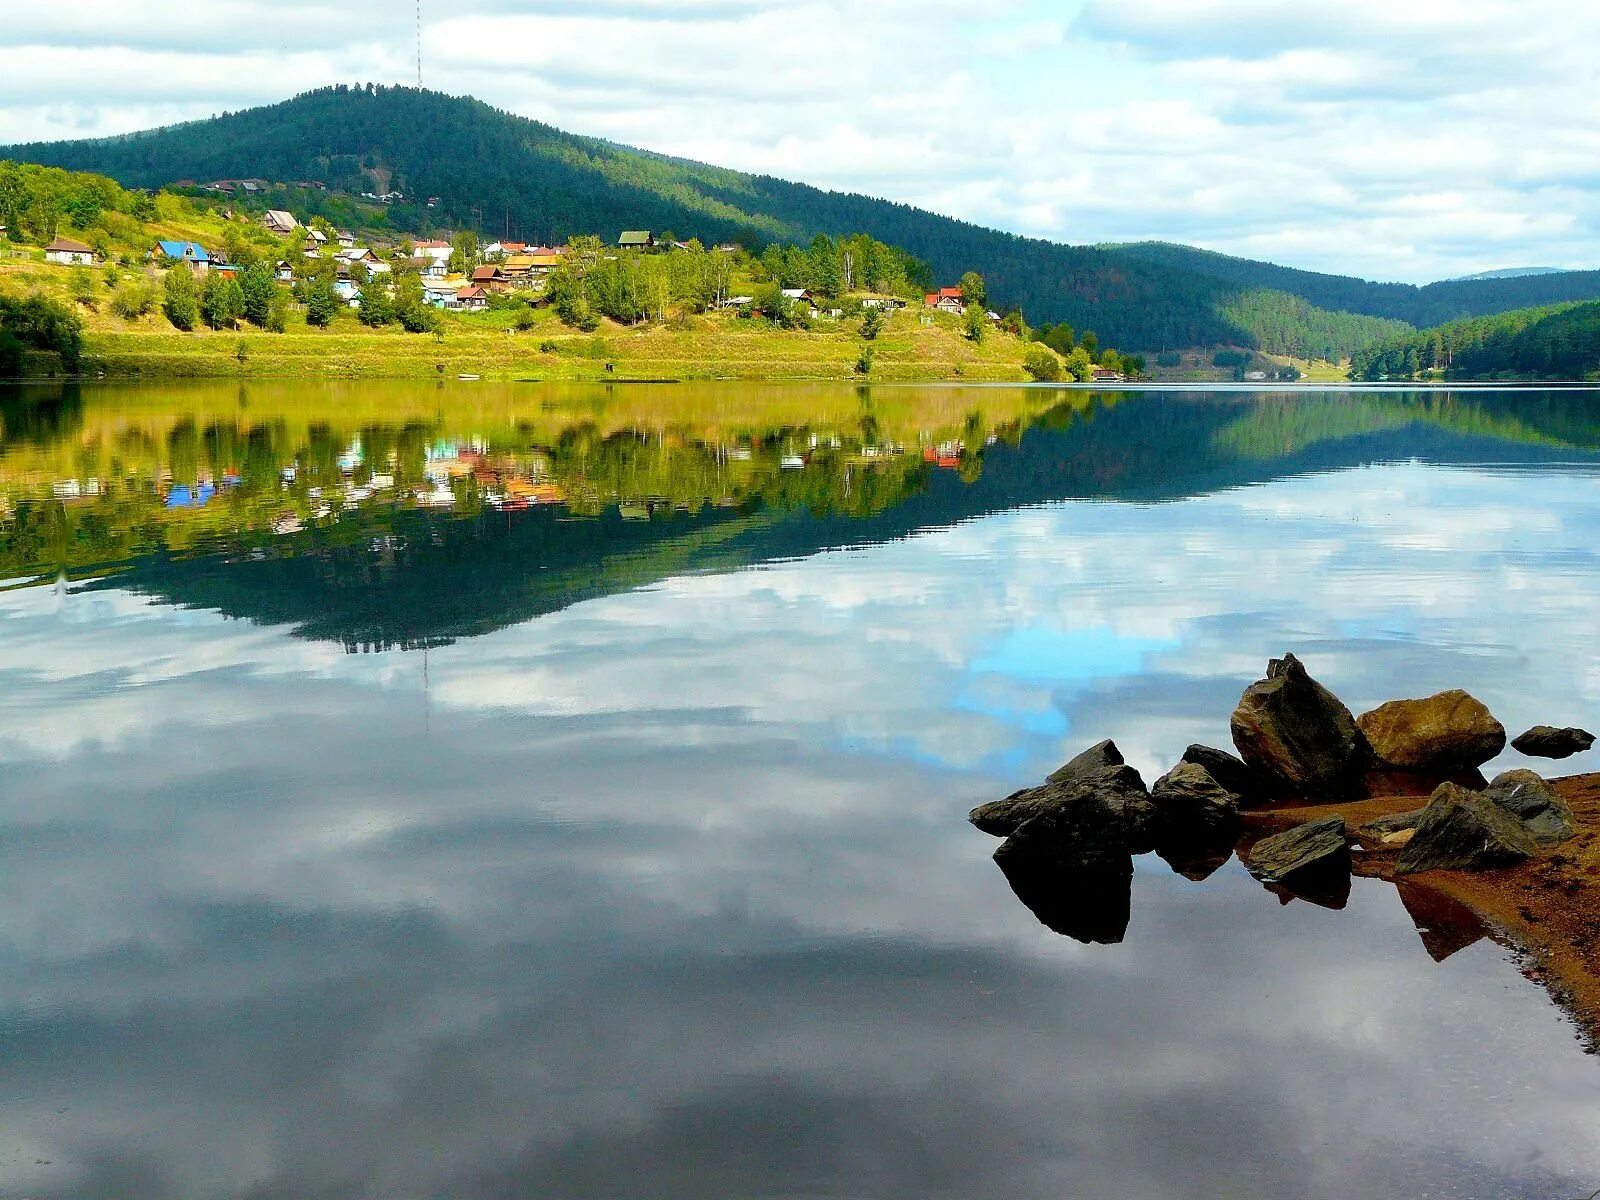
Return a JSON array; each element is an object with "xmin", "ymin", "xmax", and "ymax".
[{"xmin": 1243, "ymin": 772, "xmax": 1600, "ymax": 1049}]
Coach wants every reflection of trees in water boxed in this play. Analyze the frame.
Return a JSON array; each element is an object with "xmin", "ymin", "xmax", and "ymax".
[{"xmin": 5, "ymin": 388, "xmax": 1600, "ymax": 648}]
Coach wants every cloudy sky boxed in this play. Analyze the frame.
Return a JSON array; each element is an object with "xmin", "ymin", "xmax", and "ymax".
[
  {"xmin": 5, "ymin": 456, "xmax": 1600, "ymax": 1196},
  {"xmin": 4, "ymin": 2, "xmax": 1599, "ymax": 281}
]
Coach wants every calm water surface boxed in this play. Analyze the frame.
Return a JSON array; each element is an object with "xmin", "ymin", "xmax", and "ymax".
[{"xmin": 3, "ymin": 382, "xmax": 1600, "ymax": 1198}]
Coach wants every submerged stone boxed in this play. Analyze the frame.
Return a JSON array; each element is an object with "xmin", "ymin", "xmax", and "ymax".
[{"xmin": 993, "ymin": 843, "xmax": 1134, "ymax": 945}]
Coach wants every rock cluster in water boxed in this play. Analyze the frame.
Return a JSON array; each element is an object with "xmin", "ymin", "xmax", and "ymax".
[{"xmin": 971, "ymin": 652, "xmax": 1590, "ymax": 942}]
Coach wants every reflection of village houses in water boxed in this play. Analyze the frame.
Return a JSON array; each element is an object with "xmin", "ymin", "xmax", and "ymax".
[{"xmin": 7, "ymin": 421, "xmax": 985, "ymax": 572}]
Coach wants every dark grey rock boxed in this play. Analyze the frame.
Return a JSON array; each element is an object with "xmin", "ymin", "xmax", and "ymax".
[
  {"xmin": 1046, "ymin": 738, "xmax": 1125, "ymax": 784},
  {"xmin": 1396, "ymin": 782, "xmax": 1540, "ymax": 875},
  {"xmin": 969, "ymin": 784, "xmax": 1060, "ymax": 838},
  {"xmin": 1151, "ymin": 762, "xmax": 1241, "ymax": 842},
  {"xmin": 1180, "ymin": 743, "xmax": 1276, "ymax": 806},
  {"xmin": 970, "ymin": 763, "xmax": 1156, "ymax": 853},
  {"xmin": 1246, "ymin": 816, "xmax": 1351, "ymax": 890},
  {"xmin": 1230, "ymin": 654, "xmax": 1368, "ymax": 796},
  {"xmin": 1510, "ymin": 725, "xmax": 1596, "ymax": 760},
  {"xmin": 1484, "ymin": 769, "xmax": 1575, "ymax": 848}
]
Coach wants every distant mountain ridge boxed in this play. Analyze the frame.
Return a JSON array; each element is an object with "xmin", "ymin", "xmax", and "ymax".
[
  {"xmin": 8, "ymin": 85, "xmax": 1600, "ymax": 354},
  {"xmin": 1451, "ymin": 268, "xmax": 1569, "ymax": 281}
]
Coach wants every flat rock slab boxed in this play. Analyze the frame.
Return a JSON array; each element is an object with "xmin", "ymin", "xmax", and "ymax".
[
  {"xmin": 1357, "ymin": 689, "xmax": 1505, "ymax": 772},
  {"xmin": 1511, "ymin": 726, "xmax": 1596, "ymax": 760},
  {"xmin": 1246, "ymin": 816, "xmax": 1351, "ymax": 888},
  {"xmin": 1396, "ymin": 782, "xmax": 1540, "ymax": 875}
]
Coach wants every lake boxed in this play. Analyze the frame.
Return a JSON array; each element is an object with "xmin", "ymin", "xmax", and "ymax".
[{"xmin": 3, "ymin": 381, "xmax": 1599, "ymax": 1199}]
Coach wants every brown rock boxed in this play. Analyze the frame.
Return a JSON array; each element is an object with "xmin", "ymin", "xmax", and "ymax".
[
  {"xmin": 1356, "ymin": 690, "xmax": 1505, "ymax": 772},
  {"xmin": 1229, "ymin": 654, "xmax": 1367, "ymax": 795}
]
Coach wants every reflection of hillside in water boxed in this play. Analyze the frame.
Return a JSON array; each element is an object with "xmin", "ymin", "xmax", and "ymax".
[{"xmin": 3, "ymin": 384, "xmax": 1600, "ymax": 650}]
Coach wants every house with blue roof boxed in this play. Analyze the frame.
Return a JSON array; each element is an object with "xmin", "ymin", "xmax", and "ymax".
[{"xmin": 151, "ymin": 240, "xmax": 212, "ymax": 272}]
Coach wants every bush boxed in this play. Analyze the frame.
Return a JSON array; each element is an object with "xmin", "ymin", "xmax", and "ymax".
[
  {"xmin": 1023, "ymin": 343, "xmax": 1063, "ymax": 382},
  {"xmin": 856, "ymin": 345, "xmax": 875, "ymax": 375},
  {"xmin": 860, "ymin": 306, "xmax": 886, "ymax": 340},
  {"xmin": 0, "ymin": 291, "xmax": 84, "ymax": 370},
  {"xmin": 109, "ymin": 280, "xmax": 157, "ymax": 319},
  {"xmin": 69, "ymin": 267, "xmax": 97, "ymax": 308}
]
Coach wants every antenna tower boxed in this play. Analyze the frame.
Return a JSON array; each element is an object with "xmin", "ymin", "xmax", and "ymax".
[{"xmin": 416, "ymin": 0, "xmax": 423, "ymax": 88}]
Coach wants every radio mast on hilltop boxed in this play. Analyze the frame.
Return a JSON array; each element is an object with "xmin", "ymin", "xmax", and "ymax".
[{"xmin": 416, "ymin": 0, "xmax": 424, "ymax": 88}]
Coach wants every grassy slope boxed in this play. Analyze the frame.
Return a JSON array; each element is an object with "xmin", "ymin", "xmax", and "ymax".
[{"xmin": 4, "ymin": 256, "xmax": 1038, "ymax": 382}]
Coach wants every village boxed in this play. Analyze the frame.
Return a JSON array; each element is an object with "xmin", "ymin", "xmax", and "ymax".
[{"xmin": 37, "ymin": 201, "xmax": 1005, "ymax": 324}]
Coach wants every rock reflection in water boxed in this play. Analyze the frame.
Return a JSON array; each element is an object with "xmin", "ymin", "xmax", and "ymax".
[
  {"xmin": 993, "ymin": 849, "xmax": 1134, "ymax": 945},
  {"xmin": 1394, "ymin": 881, "xmax": 1490, "ymax": 963}
]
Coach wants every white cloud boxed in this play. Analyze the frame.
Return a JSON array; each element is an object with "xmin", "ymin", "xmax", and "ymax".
[{"xmin": 3, "ymin": 2, "xmax": 1600, "ymax": 279}]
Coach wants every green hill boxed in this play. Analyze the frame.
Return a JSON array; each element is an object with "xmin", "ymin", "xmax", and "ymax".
[
  {"xmin": 1349, "ymin": 300, "xmax": 1600, "ymax": 381},
  {"xmin": 1106, "ymin": 242, "xmax": 1600, "ymax": 328},
  {"xmin": 7, "ymin": 85, "xmax": 1598, "ymax": 358}
]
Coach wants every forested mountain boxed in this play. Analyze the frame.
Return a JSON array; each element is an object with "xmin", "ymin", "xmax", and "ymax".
[
  {"xmin": 1349, "ymin": 301, "xmax": 1600, "ymax": 380},
  {"xmin": 8, "ymin": 85, "xmax": 1598, "ymax": 357},
  {"xmin": 1108, "ymin": 242, "xmax": 1600, "ymax": 328}
]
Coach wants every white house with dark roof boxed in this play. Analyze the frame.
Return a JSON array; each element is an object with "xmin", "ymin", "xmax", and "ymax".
[{"xmin": 44, "ymin": 237, "xmax": 97, "ymax": 266}]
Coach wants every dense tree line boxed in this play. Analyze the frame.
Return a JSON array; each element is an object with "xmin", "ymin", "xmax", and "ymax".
[
  {"xmin": 1217, "ymin": 291, "xmax": 1409, "ymax": 360},
  {"xmin": 1349, "ymin": 302, "xmax": 1600, "ymax": 380},
  {"xmin": 15, "ymin": 87, "xmax": 1600, "ymax": 356}
]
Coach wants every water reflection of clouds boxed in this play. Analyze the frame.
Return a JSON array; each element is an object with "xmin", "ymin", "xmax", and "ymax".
[{"xmin": 4, "ymin": 460, "xmax": 1600, "ymax": 1197}]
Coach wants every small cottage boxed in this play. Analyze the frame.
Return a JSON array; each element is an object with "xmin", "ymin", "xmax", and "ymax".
[
  {"xmin": 262, "ymin": 209, "xmax": 299, "ymax": 235},
  {"xmin": 44, "ymin": 237, "xmax": 97, "ymax": 266}
]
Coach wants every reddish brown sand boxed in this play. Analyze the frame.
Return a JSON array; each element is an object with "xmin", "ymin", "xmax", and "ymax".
[{"xmin": 1241, "ymin": 772, "xmax": 1600, "ymax": 1048}]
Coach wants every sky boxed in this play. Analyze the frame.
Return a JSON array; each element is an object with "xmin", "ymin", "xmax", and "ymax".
[{"xmin": 2, "ymin": 0, "xmax": 1599, "ymax": 282}]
